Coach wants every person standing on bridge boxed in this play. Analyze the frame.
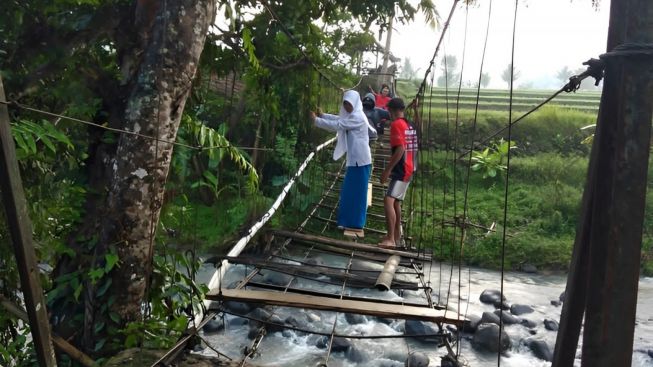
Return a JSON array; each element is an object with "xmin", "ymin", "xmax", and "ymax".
[
  {"xmin": 378, "ymin": 98, "xmax": 417, "ymax": 248},
  {"xmin": 310, "ymin": 90, "xmax": 374, "ymax": 230},
  {"xmin": 368, "ymin": 83, "xmax": 392, "ymax": 110}
]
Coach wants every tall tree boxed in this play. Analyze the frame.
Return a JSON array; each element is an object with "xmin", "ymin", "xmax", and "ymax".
[
  {"xmin": 556, "ymin": 65, "xmax": 573, "ymax": 85},
  {"xmin": 501, "ymin": 63, "xmax": 521, "ymax": 88},
  {"xmin": 379, "ymin": 0, "xmax": 438, "ymax": 74},
  {"xmin": 400, "ymin": 58, "xmax": 418, "ymax": 80},
  {"xmin": 436, "ymin": 54, "xmax": 460, "ymax": 87},
  {"xmin": 480, "ymin": 72, "xmax": 491, "ymax": 88}
]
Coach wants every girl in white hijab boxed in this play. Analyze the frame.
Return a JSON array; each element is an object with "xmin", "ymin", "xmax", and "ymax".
[{"xmin": 310, "ymin": 90, "xmax": 376, "ymax": 229}]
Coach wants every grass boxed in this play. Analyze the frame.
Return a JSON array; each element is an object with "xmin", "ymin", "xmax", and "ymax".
[{"xmin": 405, "ymin": 104, "xmax": 653, "ymax": 276}]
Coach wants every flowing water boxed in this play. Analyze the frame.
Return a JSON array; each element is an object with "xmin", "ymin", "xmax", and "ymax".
[{"xmin": 196, "ymin": 250, "xmax": 653, "ymax": 366}]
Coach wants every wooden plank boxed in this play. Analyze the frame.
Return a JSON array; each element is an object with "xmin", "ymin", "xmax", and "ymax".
[
  {"xmin": 241, "ymin": 281, "xmax": 440, "ymax": 309},
  {"xmin": 0, "ymin": 77, "xmax": 57, "ymax": 367},
  {"xmin": 343, "ymin": 227, "xmax": 365, "ymax": 239},
  {"xmin": 207, "ymin": 289, "xmax": 464, "ymax": 325},
  {"xmin": 305, "ymin": 245, "xmax": 418, "ymax": 267},
  {"xmin": 225, "ymin": 256, "xmax": 418, "ymax": 289},
  {"xmin": 272, "ymin": 230, "xmax": 429, "ymax": 260}
]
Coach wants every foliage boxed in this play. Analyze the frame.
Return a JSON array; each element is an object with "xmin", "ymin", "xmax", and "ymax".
[
  {"xmin": 471, "ymin": 138, "xmax": 516, "ymax": 179},
  {"xmin": 436, "ymin": 54, "xmax": 460, "ymax": 88},
  {"xmin": 501, "ymin": 63, "xmax": 521, "ymax": 87},
  {"xmin": 400, "ymin": 58, "xmax": 419, "ymax": 80}
]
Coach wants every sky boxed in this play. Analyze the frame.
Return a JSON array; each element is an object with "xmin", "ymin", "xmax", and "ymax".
[{"xmin": 387, "ymin": 0, "xmax": 610, "ymax": 89}]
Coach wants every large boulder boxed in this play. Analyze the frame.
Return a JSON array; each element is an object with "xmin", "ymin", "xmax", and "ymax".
[
  {"xmin": 480, "ymin": 311, "xmax": 501, "ymax": 325},
  {"xmin": 522, "ymin": 263, "xmax": 538, "ymax": 273},
  {"xmin": 202, "ymin": 318, "xmax": 224, "ymax": 333},
  {"xmin": 404, "ymin": 351, "xmax": 429, "ymax": 366},
  {"xmin": 248, "ymin": 308, "xmax": 272, "ymax": 322},
  {"xmin": 285, "ymin": 316, "xmax": 303, "ymax": 329},
  {"xmin": 494, "ymin": 301, "xmax": 511, "ymax": 310},
  {"xmin": 472, "ymin": 323, "xmax": 512, "ymax": 353},
  {"xmin": 462, "ymin": 314, "xmax": 482, "ymax": 333},
  {"xmin": 480, "ymin": 289, "xmax": 507, "ymax": 305},
  {"xmin": 266, "ymin": 314, "xmax": 286, "ymax": 332},
  {"xmin": 262, "ymin": 271, "xmax": 292, "ymax": 286},
  {"xmin": 559, "ymin": 290, "xmax": 566, "ymax": 303},
  {"xmin": 524, "ymin": 338, "xmax": 553, "ymax": 362},
  {"xmin": 521, "ymin": 318, "xmax": 538, "ymax": 329},
  {"xmin": 314, "ymin": 336, "xmax": 354, "ymax": 351},
  {"xmin": 510, "ymin": 304, "xmax": 534, "ymax": 316},
  {"xmin": 331, "ymin": 337, "xmax": 354, "ymax": 352},
  {"xmin": 313, "ymin": 335, "xmax": 328, "ymax": 349},
  {"xmin": 345, "ymin": 313, "xmax": 368, "ymax": 325},
  {"xmin": 346, "ymin": 345, "xmax": 370, "ymax": 364},
  {"xmin": 224, "ymin": 301, "xmax": 253, "ymax": 315},
  {"xmin": 405, "ymin": 320, "xmax": 439, "ymax": 337},
  {"xmin": 544, "ymin": 318, "xmax": 559, "ymax": 331},
  {"xmin": 493, "ymin": 310, "xmax": 521, "ymax": 325}
]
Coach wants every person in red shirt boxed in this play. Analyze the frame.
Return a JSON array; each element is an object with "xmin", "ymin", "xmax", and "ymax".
[
  {"xmin": 368, "ymin": 83, "xmax": 392, "ymax": 110},
  {"xmin": 379, "ymin": 98, "xmax": 417, "ymax": 248}
]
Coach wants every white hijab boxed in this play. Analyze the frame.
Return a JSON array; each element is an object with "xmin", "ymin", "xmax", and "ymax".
[{"xmin": 333, "ymin": 90, "xmax": 369, "ymax": 160}]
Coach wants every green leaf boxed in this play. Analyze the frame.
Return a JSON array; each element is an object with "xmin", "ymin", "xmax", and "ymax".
[
  {"xmin": 203, "ymin": 170, "xmax": 218, "ymax": 187},
  {"xmin": 97, "ymin": 278, "xmax": 112, "ymax": 297},
  {"xmin": 74, "ymin": 284, "xmax": 83, "ymax": 301},
  {"xmin": 40, "ymin": 135, "xmax": 56, "ymax": 153},
  {"xmin": 89, "ymin": 268, "xmax": 105, "ymax": 283},
  {"xmin": 199, "ymin": 125, "xmax": 207, "ymax": 145},
  {"xmin": 105, "ymin": 253, "xmax": 119, "ymax": 272},
  {"xmin": 109, "ymin": 312, "xmax": 120, "ymax": 324},
  {"xmin": 94, "ymin": 338, "xmax": 106, "ymax": 352},
  {"xmin": 24, "ymin": 133, "xmax": 37, "ymax": 153},
  {"xmin": 94, "ymin": 321, "xmax": 105, "ymax": 334}
]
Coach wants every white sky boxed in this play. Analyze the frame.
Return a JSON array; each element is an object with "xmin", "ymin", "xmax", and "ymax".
[{"xmin": 388, "ymin": 0, "xmax": 610, "ymax": 89}]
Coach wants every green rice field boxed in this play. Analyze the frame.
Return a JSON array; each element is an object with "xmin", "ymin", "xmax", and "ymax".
[{"xmin": 395, "ymin": 79, "xmax": 601, "ymax": 114}]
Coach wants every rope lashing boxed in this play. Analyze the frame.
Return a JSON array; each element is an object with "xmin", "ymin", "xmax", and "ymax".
[
  {"xmin": 565, "ymin": 43, "xmax": 653, "ymax": 92},
  {"xmin": 601, "ymin": 42, "xmax": 653, "ymax": 59}
]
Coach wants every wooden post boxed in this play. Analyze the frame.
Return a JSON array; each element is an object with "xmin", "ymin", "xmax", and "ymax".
[
  {"xmin": 553, "ymin": 1, "xmax": 653, "ymax": 366},
  {"xmin": 0, "ymin": 77, "xmax": 57, "ymax": 366},
  {"xmin": 0, "ymin": 296, "xmax": 95, "ymax": 367}
]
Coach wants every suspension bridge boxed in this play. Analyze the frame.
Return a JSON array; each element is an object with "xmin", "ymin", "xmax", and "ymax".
[{"xmin": 0, "ymin": 0, "xmax": 652, "ymax": 366}]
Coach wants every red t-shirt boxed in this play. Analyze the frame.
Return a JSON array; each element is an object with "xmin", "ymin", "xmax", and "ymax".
[
  {"xmin": 389, "ymin": 118, "xmax": 417, "ymax": 182},
  {"xmin": 375, "ymin": 94, "xmax": 391, "ymax": 110}
]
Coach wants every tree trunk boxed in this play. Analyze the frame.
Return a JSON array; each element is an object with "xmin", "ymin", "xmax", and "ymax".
[
  {"xmin": 381, "ymin": 16, "xmax": 394, "ymax": 74},
  {"xmin": 98, "ymin": 0, "xmax": 215, "ymax": 324}
]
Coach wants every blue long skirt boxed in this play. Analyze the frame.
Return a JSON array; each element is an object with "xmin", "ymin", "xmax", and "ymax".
[{"xmin": 337, "ymin": 164, "xmax": 371, "ymax": 229}]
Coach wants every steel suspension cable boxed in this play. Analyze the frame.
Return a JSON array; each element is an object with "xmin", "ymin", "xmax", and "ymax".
[
  {"xmin": 426, "ymin": 71, "xmax": 437, "ymax": 291},
  {"xmin": 458, "ymin": 0, "xmax": 494, "ymax": 355},
  {"xmin": 498, "ymin": 1, "xmax": 519, "ymax": 364},
  {"xmin": 445, "ymin": 3, "xmax": 470, "ymax": 320},
  {"xmin": 438, "ymin": 41, "xmax": 451, "ymax": 306}
]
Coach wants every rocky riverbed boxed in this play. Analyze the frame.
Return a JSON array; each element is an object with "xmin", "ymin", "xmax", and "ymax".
[{"xmin": 194, "ymin": 253, "xmax": 653, "ymax": 366}]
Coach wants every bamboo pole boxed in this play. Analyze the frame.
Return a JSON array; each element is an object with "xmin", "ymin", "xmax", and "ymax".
[{"xmin": 375, "ymin": 255, "xmax": 400, "ymax": 291}]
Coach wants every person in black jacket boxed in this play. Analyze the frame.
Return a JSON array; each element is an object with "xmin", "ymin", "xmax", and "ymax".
[{"xmin": 362, "ymin": 92, "xmax": 391, "ymax": 135}]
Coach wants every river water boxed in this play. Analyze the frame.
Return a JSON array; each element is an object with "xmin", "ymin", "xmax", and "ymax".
[{"xmin": 196, "ymin": 250, "xmax": 653, "ymax": 366}]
